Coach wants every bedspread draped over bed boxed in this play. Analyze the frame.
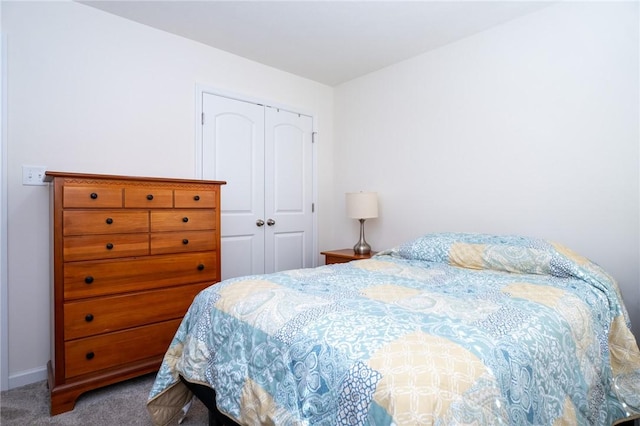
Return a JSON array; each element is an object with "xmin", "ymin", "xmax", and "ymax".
[{"xmin": 147, "ymin": 233, "xmax": 640, "ymax": 425}]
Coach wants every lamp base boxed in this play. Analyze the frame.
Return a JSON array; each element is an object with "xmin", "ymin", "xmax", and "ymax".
[
  {"xmin": 353, "ymin": 218, "xmax": 371, "ymax": 255},
  {"xmin": 353, "ymin": 241, "xmax": 371, "ymax": 255}
]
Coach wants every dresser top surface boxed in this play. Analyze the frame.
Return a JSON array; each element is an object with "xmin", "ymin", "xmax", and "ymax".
[{"xmin": 44, "ymin": 171, "xmax": 226, "ymax": 186}]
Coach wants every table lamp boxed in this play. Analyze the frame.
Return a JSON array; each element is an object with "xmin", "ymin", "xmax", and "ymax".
[{"xmin": 346, "ymin": 192, "xmax": 378, "ymax": 255}]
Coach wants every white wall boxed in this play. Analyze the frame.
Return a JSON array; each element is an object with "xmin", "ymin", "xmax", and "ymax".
[
  {"xmin": 2, "ymin": 0, "xmax": 333, "ymax": 387},
  {"xmin": 0, "ymin": 1, "xmax": 9, "ymax": 391},
  {"xmin": 333, "ymin": 2, "xmax": 640, "ymax": 337}
]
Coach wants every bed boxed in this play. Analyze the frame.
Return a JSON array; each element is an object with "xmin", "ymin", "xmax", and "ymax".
[{"xmin": 147, "ymin": 233, "xmax": 640, "ymax": 425}]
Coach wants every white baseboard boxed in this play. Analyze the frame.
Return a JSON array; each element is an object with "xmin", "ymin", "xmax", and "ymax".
[{"xmin": 8, "ymin": 365, "xmax": 47, "ymax": 390}]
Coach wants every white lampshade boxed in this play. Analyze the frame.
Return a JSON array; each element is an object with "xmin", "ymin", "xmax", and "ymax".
[{"xmin": 346, "ymin": 192, "xmax": 378, "ymax": 219}]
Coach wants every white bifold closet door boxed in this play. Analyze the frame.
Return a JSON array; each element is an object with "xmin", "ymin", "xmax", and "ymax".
[{"xmin": 202, "ymin": 93, "xmax": 314, "ymax": 280}]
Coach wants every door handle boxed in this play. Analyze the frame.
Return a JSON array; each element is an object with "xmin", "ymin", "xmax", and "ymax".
[
  {"xmin": 267, "ymin": 219, "xmax": 275, "ymax": 226},
  {"xmin": 256, "ymin": 219, "xmax": 265, "ymax": 227}
]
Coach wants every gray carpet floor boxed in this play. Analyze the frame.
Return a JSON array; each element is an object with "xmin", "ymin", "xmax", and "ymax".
[{"xmin": 0, "ymin": 373, "xmax": 209, "ymax": 425}]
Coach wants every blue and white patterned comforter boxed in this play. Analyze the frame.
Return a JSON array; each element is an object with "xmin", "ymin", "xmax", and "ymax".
[{"xmin": 147, "ymin": 233, "xmax": 640, "ymax": 425}]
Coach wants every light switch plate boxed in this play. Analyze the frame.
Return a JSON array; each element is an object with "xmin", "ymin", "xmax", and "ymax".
[{"xmin": 22, "ymin": 165, "xmax": 47, "ymax": 186}]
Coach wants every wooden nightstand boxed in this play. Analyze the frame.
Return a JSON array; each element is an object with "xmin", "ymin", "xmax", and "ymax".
[{"xmin": 321, "ymin": 249, "xmax": 376, "ymax": 265}]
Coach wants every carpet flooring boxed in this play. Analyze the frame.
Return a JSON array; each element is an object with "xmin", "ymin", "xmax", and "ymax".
[{"xmin": 0, "ymin": 373, "xmax": 209, "ymax": 425}]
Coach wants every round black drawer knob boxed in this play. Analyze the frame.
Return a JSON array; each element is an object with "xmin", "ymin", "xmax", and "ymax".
[
  {"xmin": 84, "ymin": 276, "xmax": 94, "ymax": 284},
  {"xmin": 193, "ymin": 195, "xmax": 200, "ymax": 201},
  {"xmin": 106, "ymin": 243, "xmax": 114, "ymax": 250},
  {"xmin": 197, "ymin": 264, "xmax": 205, "ymax": 271},
  {"xmin": 85, "ymin": 314, "xmax": 94, "ymax": 322},
  {"xmin": 182, "ymin": 217, "xmax": 189, "ymax": 223},
  {"xmin": 147, "ymin": 194, "xmax": 154, "ymax": 200},
  {"xmin": 105, "ymin": 218, "xmax": 113, "ymax": 225},
  {"xmin": 86, "ymin": 352, "xmax": 95, "ymax": 360},
  {"xmin": 90, "ymin": 192, "xmax": 98, "ymax": 199},
  {"xmin": 182, "ymin": 239, "xmax": 189, "ymax": 245}
]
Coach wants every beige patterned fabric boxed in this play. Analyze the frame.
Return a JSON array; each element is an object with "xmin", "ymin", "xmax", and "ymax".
[{"xmin": 368, "ymin": 332, "xmax": 490, "ymax": 425}]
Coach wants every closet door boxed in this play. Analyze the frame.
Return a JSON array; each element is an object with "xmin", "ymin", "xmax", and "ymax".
[
  {"xmin": 202, "ymin": 93, "xmax": 314, "ymax": 279},
  {"xmin": 264, "ymin": 108, "xmax": 314, "ymax": 273},
  {"xmin": 202, "ymin": 94, "xmax": 265, "ymax": 279}
]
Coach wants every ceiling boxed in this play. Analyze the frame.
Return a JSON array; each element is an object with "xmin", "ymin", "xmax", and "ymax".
[{"xmin": 80, "ymin": 1, "xmax": 554, "ymax": 86}]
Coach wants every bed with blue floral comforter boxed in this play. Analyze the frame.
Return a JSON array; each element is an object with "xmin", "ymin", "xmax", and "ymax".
[{"xmin": 147, "ymin": 233, "xmax": 640, "ymax": 425}]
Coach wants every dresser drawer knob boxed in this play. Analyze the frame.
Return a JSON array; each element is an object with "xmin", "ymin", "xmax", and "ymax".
[
  {"xmin": 182, "ymin": 217, "xmax": 189, "ymax": 223},
  {"xmin": 90, "ymin": 192, "xmax": 98, "ymax": 199},
  {"xmin": 147, "ymin": 194, "xmax": 154, "ymax": 200},
  {"xmin": 182, "ymin": 239, "xmax": 189, "ymax": 245},
  {"xmin": 84, "ymin": 276, "xmax": 94, "ymax": 284},
  {"xmin": 86, "ymin": 351, "xmax": 95, "ymax": 360},
  {"xmin": 85, "ymin": 314, "xmax": 94, "ymax": 322},
  {"xmin": 197, "ymin": 263, "xmax": 205, "ymax": 271},
  {"xmin": 105, "ymin": 217, "xmax": 113, "ymax": 225},
  {"xmin": 106, "ymin": 243, "xmax": 114, "ymax": 250},
  {"xmin": 193, "ymin": 195, "xmax": 200, "ymax": 201}
]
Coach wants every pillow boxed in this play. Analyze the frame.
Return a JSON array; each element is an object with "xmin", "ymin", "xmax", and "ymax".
[{"xmin": 389, "ymin": 232, "xmax": 607, "ymax": 281}]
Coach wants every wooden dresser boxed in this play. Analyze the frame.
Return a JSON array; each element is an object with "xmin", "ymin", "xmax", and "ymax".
[{"xmin": 44, "ymin": 172, "xmax": 225, "ymax": 415}]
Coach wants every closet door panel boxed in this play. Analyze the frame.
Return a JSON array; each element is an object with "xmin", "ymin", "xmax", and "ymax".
[
  {"xmin": 264, "ymin": 108, "xmax": 314, "ymax": 274},
  {"xmin": 203, "ymin": 94, "xmax": 265, "ymax": 279}
]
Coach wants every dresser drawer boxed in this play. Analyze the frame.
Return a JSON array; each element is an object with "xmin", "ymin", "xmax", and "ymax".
[
  {"xmin": 175, "ymin": 189, "xmax": 216, "ymax": 208},
  {"xmin": 124, "ymin": 188, "xmax": 173, "ymax": 208},
  {"xmin": 150, "ymin": 210, "xmax": 215, "ymax": 232},
  {"xmin": 63, "ymin": 234, "xmax": 149, "ymax": 261},
  {"xmin": 150, "ymin": 231, "xmax": 217, "ymax": 255},
  {"xmin": 64, "ymin": 252, "xmax": 218, "ymax": 299},
  {"xmin": 63, "ymin": 282, "xmax": 208, "ymax": 340},
  {"xmin": 64, "ymin": 319, "xmax": 181, "ymax": 379},
  {"xmin": 63, "ymin": 186, "xmax": 123, "ymax": 208},
  {"xmin": 63, "ymin": 211, "xmax": 149, "ymax": 236}
]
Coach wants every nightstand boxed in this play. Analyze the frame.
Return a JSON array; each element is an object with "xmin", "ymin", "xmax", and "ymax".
[{"xmin": 321, "ymin": 249, "xmax": 376, "ymax": 265}]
